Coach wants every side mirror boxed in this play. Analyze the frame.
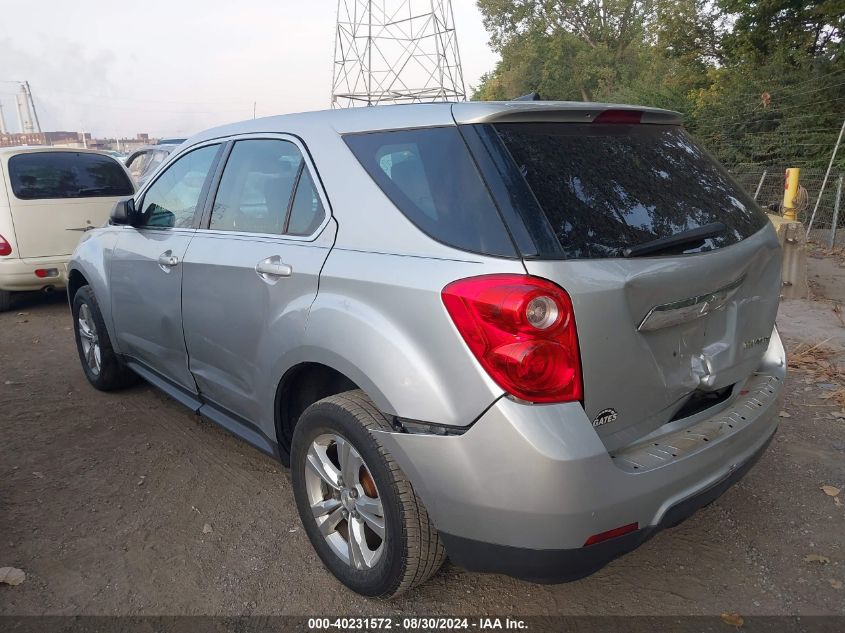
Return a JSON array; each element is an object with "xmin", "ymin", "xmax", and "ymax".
[{"xmin": 110, "ymin": 198, "xmax": 137, "ymax": 226}]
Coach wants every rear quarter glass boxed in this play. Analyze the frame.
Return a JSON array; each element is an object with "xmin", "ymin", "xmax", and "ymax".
[
  {"xmin": 343, "ymin": 126, "xmax": 517, "ymax": 258},
  {"xmin": 488, "ymin": 123, "xmax": 768, "ymax": 260}
]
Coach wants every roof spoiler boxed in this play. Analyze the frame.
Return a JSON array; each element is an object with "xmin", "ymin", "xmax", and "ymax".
[
  {"xmin": 453, "ymin": 102, "xmax": 683, "ymax": 126},
  {"xmin": 512, "ymin": 92, "xmax": 542, "ymax": 102}
]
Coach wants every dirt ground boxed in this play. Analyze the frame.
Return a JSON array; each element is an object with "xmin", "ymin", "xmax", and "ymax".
[{"xmin": 1, "ymin": 255, "xmax": 844, "ymax": 617}]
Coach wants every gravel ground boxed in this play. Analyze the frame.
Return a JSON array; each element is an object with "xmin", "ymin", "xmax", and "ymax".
[{"xmin": 0, "ymin": 258, "xmax": 843, "ymax": 617}]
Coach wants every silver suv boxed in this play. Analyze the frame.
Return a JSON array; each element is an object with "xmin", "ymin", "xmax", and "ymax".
[{"xmin": 68, "ymin": 102, "xmax": 785, "ymax": 598}]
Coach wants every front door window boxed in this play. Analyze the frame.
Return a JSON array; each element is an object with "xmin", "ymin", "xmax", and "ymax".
[{"xmin": 138, "ymin": 145, "xmax": 219, "ymax": 228}]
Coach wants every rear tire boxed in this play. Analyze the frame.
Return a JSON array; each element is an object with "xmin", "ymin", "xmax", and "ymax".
[
  {"xmin": 0, "ymin": 290, "xmax": 11, "ymax": 313},
  {"xmin": 72, "ymin": 285, "xmax": 138, "ymax": 391},
  {"xmin": 291, "ymin": 390, "xmax": 445, "ymax": 598}
]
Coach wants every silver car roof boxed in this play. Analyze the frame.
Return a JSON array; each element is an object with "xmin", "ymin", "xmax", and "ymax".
[{"xmin": 187, "ymin": 101, "xmax": 683, "ymax": 146}]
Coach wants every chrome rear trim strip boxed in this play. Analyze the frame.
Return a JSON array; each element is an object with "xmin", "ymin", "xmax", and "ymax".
[{"xmin": 637, "ymin": 275, "xmax": 745, "ymax": 332}]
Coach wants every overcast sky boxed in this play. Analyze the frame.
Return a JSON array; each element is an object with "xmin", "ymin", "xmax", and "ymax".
[{"xmin": 0, "ymin": 0, "xmax": 498, "ymax": 139}]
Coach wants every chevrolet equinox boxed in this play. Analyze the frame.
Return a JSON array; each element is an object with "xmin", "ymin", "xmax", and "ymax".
[{"xmin": 68, "ymin": 101, "xmax": 785, "ymax": 597}]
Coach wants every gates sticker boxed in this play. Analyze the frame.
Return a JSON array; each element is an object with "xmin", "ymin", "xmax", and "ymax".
[{"xmin": 593, "ymin": 408, "xmax": 618, "ymax": 427}]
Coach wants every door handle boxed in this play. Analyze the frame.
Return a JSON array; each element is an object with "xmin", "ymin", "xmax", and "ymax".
[
  {"xmin": 256, "ymin": 256, "xmax": 292, "ymax": 281},
  {"xmin": 158, "ymin": 251, "xmax": 180, "ymax": 272}
]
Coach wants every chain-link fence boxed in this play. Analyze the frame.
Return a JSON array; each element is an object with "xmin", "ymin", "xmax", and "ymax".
[{"xmin": 728, "ymin": 164, "xmax": 845, "ymax": 247}]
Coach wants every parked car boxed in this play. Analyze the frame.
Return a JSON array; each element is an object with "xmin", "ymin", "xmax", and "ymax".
[
  {"xmin": 68, "ymin": 101, "xmax": 785, "ymax": 597},
  {"xmin": 0, "ymin": 147, "xmax": 134, "ymax": 311},
  {"xmin": 124, "ymin": 144, "xmax": 179, "ymax": 187},
  {"xmin": 101, "ymin": 149, "xmax": 128, "ymax": 161}
]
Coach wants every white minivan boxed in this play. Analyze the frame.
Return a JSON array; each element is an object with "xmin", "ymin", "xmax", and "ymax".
[{"xmin": 0, "ymin": 147, "xmax": 134, "ymax": 311}]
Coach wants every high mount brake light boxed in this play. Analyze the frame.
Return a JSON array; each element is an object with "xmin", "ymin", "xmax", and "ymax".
[
  {"xmin": 442, "ymin": 274, "xmax": 582, "ymax": 404},
  {"xmin": 0, "ymin": 234, "xmax": 11, "ymax": 257},
  {"xmin": 593, "ymin": 109, "xmax": 643, "ymax": 124}
]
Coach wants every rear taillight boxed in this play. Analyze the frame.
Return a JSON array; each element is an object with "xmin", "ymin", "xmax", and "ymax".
[
  {"xmin": 0, "ymin": 234, "xmax": 11, "ymax": 257},
  {"xmin": 593, "ymin": 109, "xmax": 642, "ymax": 124},
  {"xmin": 442, "ymin": 274, "xmax": 582, "ymax": 403}
]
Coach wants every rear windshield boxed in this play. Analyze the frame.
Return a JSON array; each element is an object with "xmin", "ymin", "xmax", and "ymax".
[
  {"xmin": 490, "ymin": 123, "xmax": 767, "ymax": 259},
  {"xmin": 8, "ymin": 151, "xmax": 134, "ymax": 200},
  {"xmin": 344, "ymin": 127, "xmax": 516, "ymax": 257}
]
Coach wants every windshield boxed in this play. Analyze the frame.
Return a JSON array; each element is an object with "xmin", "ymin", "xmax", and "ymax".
[{"xmin": 488, "ymin": 122, "xmax": 767, "ymax": 259}]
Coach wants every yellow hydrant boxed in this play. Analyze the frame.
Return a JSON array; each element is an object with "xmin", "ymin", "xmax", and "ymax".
[{"xmin": 783, "ymin": 168, "xmax": 800, "ymax": 221}]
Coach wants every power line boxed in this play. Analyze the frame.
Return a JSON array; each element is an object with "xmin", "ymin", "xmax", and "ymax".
[
  {"xmin": 712, "ymin": 67, "xmax": 845, "ymax": 100},
  {"xmin": 690, "ymin": 109, "xmax": 844, "ymax": 132},
  {"xmin": 697, "ymin": 133, "xmax": 842, "ymax": 144},
  {"xmin": 694, "ymin": 95, "xmax": 845, "ymax": 129},
  {"xmin": 32, "ymin": 87, "xmax": 250, "ymax": 106},
  {"xmin": 698, "ymin": 127, "xmax": 841, "ymax": 136},
  {"xmin": 692, "ymin": 91, "xmax": 845, "ymax": 123},
  {"xmin": 699, "ymin": 95, "xmax": 845, "ymax": 124},
  {"xmin": 707, "ymin": 142, "xmax": 839, "ymax": 148},
  {"xmin": 0, "ymin": 93, "xmax": 248, "ymax": 116},
  {"xmin": 0, "ymin": 80, "xmax": 253, "ymax": 106},
  {"xmin": 701, "ymin": 68, "xmax": 845, "ymax": 106}
]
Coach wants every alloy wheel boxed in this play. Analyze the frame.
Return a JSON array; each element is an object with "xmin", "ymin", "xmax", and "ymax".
[
  {"xmin": 77, "ymin": 303, "xmax": 101, "ymax": 377},
  {"xmin": 303, "ymin": 433, "xmax": 386, "ymax": 570}
]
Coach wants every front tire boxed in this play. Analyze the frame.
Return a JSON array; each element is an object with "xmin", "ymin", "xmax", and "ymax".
[
  {"xmin": 72, "ymin": 285, "xmax": 137, "ymax": 390},
  {"xmin": 291, "ymin": 390, "xmax": 445, "ymax": 598}
]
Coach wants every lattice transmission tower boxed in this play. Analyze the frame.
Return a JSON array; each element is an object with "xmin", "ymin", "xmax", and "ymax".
[{"xmin": 331, "ymin": 0, "xmax": 466, "ymax": 108}]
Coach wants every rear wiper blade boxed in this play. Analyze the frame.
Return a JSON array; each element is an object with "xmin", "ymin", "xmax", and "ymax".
[{"xmin": 622, "ymin": 222, "xmax": 727, "ymax": 258}]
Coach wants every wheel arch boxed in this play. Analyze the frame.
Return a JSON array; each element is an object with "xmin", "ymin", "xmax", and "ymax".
[
  {"xmin": 274, "ymin": 361, "xmax": 369, "ymax": 463},
  {"xmin": 66, "ymin": 230, "xmax": 121, "ymax": 352},
  {"xmin": 67, "ymin": 268, "xmax": 89, "ymax": 302}
]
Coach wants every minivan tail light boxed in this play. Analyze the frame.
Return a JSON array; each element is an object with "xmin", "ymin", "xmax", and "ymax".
[
  {"xmin": 442, "ymin": 274, "xmax": 582, "ymax": 403},
  {"xmin": 0, "ymin": 234, "xmax": 11, "ymax": 257},
  {"xmin": 593, "ymin": 109, "xmax": 642, "ymax": 124}
]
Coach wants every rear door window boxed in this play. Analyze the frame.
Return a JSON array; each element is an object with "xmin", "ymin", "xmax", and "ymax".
[
  {"xmin": 490, "ymin": 123, "xmax": 767, "ymax": 259},
  {"xmin": 208, "ymin": 138, "xmax": 325, "ymax": 236},
  {"xmin": 344, "ymin": 127, "xmax": 516, "ymax": 257},
  {"xmin": 8, "ymin": 151, "xmax": 134, "ymax": 200}
]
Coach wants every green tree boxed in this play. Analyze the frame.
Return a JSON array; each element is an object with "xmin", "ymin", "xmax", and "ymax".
[
  {"xmin": 475, "ymin": 0, "xmax": 655, "ymax": 101},
  {"xmin": 689, "ymin": 0, "xmax": 845, "ymax": 167},
  {"xmin": 474, "ymin": 0, "xmax": 845, "ymax": 169},
  {"xmin": 717, "ymin": 0, "xmax": 844, "ymax": 64}
]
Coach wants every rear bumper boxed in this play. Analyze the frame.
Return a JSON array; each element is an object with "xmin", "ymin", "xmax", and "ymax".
[
  {"xmin": 439, "ymin": 431, "xmax": 773, "ymax": 583},
  {"xmin": 372, "ymin": 328, "xmax": 785, "ymax": 581},
  {"xmin": 0, "ymin": 256, "xmax": 69, "ymax": 291}
]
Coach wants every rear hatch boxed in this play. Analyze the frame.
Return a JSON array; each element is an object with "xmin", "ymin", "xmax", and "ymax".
[
  {"xmin": 460, "ymin": 111, "xmax": 781, "ymax": 450},
  {"xmin": 4, "ymin": 151, "xmax": 134, "ymax": 258}
]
